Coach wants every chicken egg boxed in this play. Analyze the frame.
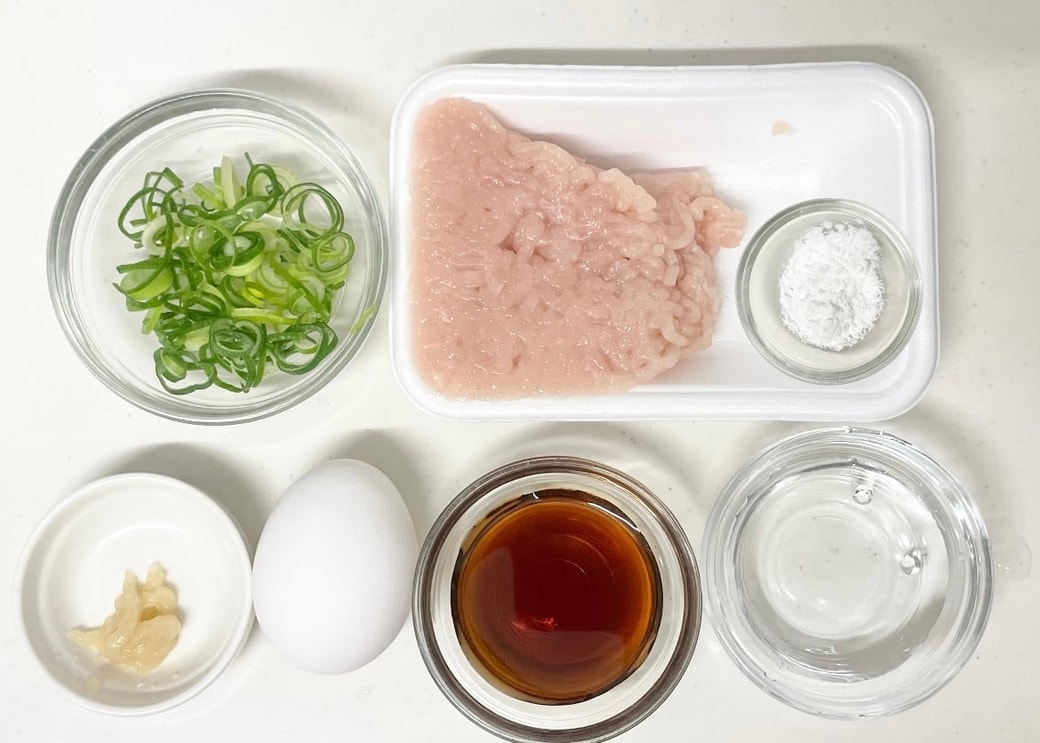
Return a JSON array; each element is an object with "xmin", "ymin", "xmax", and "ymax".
[{"xmin": 252, "ymin": 459, "xmax": 418, "ymax": 674}]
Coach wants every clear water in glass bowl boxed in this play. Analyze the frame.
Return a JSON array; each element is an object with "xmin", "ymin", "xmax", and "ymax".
[
  {"xmin": 704, "ymin": 427, "xmax": 991, "ymax": 718},
  {"xmin": 738, "ymin": 464, "xmax": 949, "ymax": 679}
]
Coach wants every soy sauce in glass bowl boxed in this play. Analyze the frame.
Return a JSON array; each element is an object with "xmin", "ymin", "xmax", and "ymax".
[{"xmin": 414, "ymin": 456, "xmax": 701, "ymax": 743}]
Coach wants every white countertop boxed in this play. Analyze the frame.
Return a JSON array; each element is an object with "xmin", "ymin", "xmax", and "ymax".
[{"xmin": 2, "ymin": 1, "xmax": 1037, "ymax": 740}]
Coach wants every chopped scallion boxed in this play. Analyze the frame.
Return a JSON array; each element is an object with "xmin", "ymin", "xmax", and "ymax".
[{"xmin": 113, "ymin": 155, "xmax": 361, "ymax": 395}]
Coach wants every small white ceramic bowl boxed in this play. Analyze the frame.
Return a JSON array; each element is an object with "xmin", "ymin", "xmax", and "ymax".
[{"xmin": 15, "ymin": 473, "xmax": 254, "ymax": 715}]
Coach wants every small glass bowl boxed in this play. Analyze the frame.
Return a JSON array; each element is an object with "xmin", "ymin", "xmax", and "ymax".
[
  {"xmin": 413, "ymin": 456, "xmax": 701, "ymax": 743},
  {"xmin": 47, "ymin": 89, "xmax": 388, "ymax": 424},
  {"xmin": 703, "ymin": 427, "xmax": 992, "ymax": 719},
  {"xmin": 736, "ymin": 199, "xmax": 922, "ymax": 384}
]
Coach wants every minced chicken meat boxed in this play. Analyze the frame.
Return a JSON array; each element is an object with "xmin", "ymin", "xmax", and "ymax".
[{"xmin": 410, "ymin": 97, "xmax": 745, "ymax": 398}]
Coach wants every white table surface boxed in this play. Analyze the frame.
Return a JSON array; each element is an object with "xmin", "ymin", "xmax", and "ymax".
[{"xmin": 2, "ymin": 0, "xmax": 1037, "ymax": 740}]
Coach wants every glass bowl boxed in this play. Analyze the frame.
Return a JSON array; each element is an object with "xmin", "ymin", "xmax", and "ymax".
[
  {"xmin": 413, "ymin": 456, "xmax": 701, "ymax": 743},
  {"xmin": 736, "ymin": 199, "xmax": 922, "ymax": 384},
  {"xmin": 703, "ymin": 427, "xmax": 992, "ymax": 719},
  {"xmin": 48, "ymin": 89, "xmax": 388, "ymax": 424}
]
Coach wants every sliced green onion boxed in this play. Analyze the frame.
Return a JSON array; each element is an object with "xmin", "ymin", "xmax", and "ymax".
[
  {"xmin": 349, "ymin": 304, "xmax": 378, "ymax": 335},
  {"xmin": 268, "ymin": 324, "xmax": 337, "ymax": 374},
  {"xmin": 154, "ymin": 348, "xmax": 216, "ymax": 395},
  {"xmin": 117, "ymin": 265, "xmax": 173, "ymax": 302},
  {"xmin": 281, "ymin": 183, "xmax": 343, "ymax": 243},
  {"xmin": 311, "ymin": 231, "xmax": 355, "ymax": 274},
  {"xmin": 113, "ymin": 154, "xmax": 363, "ymax": 395}
]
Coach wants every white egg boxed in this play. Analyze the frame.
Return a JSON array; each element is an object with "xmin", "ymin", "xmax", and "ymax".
[{"xmin": 252, "ymin": 459, "xmax": 418, "ymax": 674}]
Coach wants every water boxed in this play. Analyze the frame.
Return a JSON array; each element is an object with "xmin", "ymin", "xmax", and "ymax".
[
  {"xmin": 737, "ymin": 464, "xmax": 949, "ymax": 679},
  {"xmin": 900, "ymin": 549, "xmax": 923, "ymax": 576},
  {"xmin": 853, "ymin": 484, "xmax": 873, "ymax": 505}
]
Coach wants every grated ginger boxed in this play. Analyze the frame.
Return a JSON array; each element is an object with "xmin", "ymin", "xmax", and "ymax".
[{"xmin": 68, "ymin": 563, "xmax": 181, "ymax": 672}]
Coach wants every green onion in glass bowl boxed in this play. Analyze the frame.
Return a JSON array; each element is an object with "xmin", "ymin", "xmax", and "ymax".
[{"xmin": 48, "ymin": 89, "xmax": 388, "ymax": 424}]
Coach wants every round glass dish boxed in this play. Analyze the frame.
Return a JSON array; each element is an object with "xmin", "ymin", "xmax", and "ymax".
[
  {"xmin": 48, "ymin": 89, "xmax": 388, "ymax": 424},
  {"xmin": 413, "ymin": 456, "xmax": 701, "ymax": 743},
  {"xmin": 736, "ymin": 199, "xmax": 922, "ymax": 384},
  {"xmin": 703, "ymin": 427, "xmax": 992, "ymax": 719}
]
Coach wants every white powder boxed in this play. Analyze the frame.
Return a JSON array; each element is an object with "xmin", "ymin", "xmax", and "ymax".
[{"xmin": 778, "ymin": 221, "xmax": 885, "ymax": 351}]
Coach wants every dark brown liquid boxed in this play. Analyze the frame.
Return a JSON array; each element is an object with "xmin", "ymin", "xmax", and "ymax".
[{"xmin": 452, "ymin": 490, "xmax": 661, "ymax": 704}]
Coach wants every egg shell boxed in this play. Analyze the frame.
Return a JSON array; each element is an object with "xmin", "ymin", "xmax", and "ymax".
[{"xmin": 252, "ymin": 459, "xmax": 418, "ymax": 674}]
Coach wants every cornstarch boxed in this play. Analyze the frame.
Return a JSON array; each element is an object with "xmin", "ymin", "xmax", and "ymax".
[{"xmin": 778, "ymin": 221, "xmax": 885, "ymax": 351}]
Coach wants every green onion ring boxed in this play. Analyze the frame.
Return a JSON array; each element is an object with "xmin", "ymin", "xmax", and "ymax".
[{"xmin": 113, "ymin": 154, "xmax": 362, "ymax": 395}]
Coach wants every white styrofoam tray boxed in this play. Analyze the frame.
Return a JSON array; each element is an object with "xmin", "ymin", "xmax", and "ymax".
[{"xmin": 389, "ymin": 63, "xmax": 938, "ymax": 421}]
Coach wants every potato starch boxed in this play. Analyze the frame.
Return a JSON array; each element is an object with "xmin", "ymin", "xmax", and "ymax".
[{"xmin": 778, "ymin": 221, "xmax": 885, "ymax": 351}]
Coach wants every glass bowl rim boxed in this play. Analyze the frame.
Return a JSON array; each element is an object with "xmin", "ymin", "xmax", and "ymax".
[
  {"xmin": 412, "ymin": 455, "xmax": 702, "ymax": 743},
  {"xmin": 46, "ymin": 87, "xmax": 388, "ymax": 425},
  {"xmin": 735, "ymin": 198, "xmax": 923, "ymax": 385}
]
